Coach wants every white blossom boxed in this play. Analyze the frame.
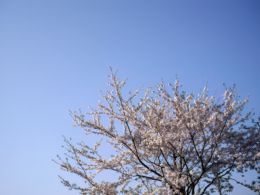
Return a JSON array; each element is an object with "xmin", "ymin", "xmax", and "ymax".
[{"xmin": 54, "ymin": 71, "xmax": 260, "ymax": 195}]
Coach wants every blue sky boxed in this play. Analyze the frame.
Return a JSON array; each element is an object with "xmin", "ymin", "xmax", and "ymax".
[{"xmin": 0, "ymin": 1, "xmax": 260, "ymax": 194}]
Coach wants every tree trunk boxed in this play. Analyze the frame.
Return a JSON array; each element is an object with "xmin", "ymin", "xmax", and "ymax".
[{"xmin": 217, "ymin": 173, "xmax": 222, "ymax": 195}]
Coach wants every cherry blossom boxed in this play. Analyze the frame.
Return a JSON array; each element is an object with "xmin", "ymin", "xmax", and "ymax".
[{"xmin": 53, "ymin": 69, "xmax": 260, "ymax": 195}]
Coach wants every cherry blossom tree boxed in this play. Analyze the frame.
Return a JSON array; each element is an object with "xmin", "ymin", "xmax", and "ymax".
[{"xmin": 53, "ymin": 69, "xmax": 260, "ymax": 195}]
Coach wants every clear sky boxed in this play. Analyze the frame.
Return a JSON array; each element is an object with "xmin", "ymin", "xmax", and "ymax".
[{"xmin": 0, "ymin": 1, "xmax": 260, "ymax": 195}]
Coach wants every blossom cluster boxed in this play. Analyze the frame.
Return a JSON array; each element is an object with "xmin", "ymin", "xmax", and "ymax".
[{"xmin": 54, "ymin": 69, "xmax": 260, "ymax": 195}]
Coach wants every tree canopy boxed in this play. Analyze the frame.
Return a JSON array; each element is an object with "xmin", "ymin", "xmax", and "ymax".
[{"xmin": 54, "ymin": 69, "xmax": 260, "ymax": 195}]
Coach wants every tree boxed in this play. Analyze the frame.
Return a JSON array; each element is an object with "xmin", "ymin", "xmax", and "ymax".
[{"xmin": 53, "ymin": 69, "xmax": 260, "ymax": 195}]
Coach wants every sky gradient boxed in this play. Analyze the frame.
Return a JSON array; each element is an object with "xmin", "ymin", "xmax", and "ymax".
[{"xmin": 1, "ymin": 1, "xmax": 260, "ymax": 194}]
